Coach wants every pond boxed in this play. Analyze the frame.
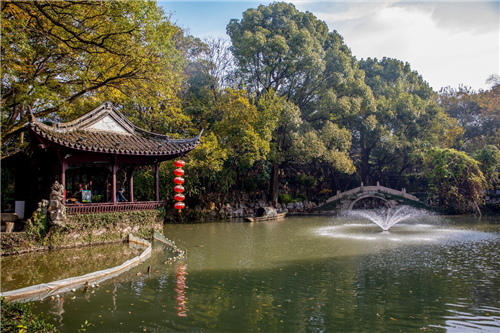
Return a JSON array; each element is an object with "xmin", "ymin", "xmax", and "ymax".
[{"xmin": 21, "ymin": 214, "xmax": 500, "ymax": 332}]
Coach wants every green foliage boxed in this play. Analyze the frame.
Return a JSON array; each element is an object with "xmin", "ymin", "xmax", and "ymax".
[
  {"xmin": 277, "ymin": 193, "xmax": 307, "ymax": 204},
  {"xmin": 5, "ymin": 0, "xmax": 496, "ymax": 215},
  {"xmin": 278, "ymin": 193, "xmax": 293, "ymax": 204},
  {"xmin": 227, "ymin": 2, "xmax": 329, "ymax": 98},
  {"xmin": 2, "ymin": 0, "xmax": 184, "ymax": 148},
  {"xmin": 294, "ymin": 174, "xmax": 317, "ymax": 188},
  {"xmin": 350, "ymin": 57, "xmax": 453, "ymax": 184},
  {"xmin": 25, "ymin": 209, "xmax": 50, "ymax": 243},
  {"xmin": 440, "ymin": 85, "xmax": 500, "ymax": 153},
  {"xmin": 0, "ymin": 297, "xmax": 59, "ymax": 333},
  {"xmin": 241, "ymin": 161, "xmax": 271, "ymax": 192},
  {"xmin": 296, "ymin": 193, "xmax": 308, "ymax": 202},
  {"xmin": 425, "ymin": 147, "xmax": 486, "ymax": 214},
  {"xmin": 473, "ymin": 145, "xmax": 500, "ymax": 189}
]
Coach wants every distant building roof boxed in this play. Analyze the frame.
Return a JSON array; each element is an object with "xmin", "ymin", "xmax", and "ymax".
[{"xmin": 30, "ymin": 102, "xmax": 202, "ymax": 157}]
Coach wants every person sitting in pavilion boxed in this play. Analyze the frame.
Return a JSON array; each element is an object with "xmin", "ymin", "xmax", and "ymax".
[{"xmin": 117, "ymin": 188, "xmax": 127, "ymax": 202}]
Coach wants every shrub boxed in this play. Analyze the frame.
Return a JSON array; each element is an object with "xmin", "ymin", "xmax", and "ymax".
[
  {"xmin": 1, "ymin": 297, "xmax": 59, "ymax": 333},
  {"xmin": 294, "ymin": 174, "xmax": 317, "ymax": 187},
  {"xmin": 296, "ymin": 193, "xmax": 308, "ymax": 201},
  {"xmin": 278, "ymin": 193, "xmax": 293, "ymax": 204}
]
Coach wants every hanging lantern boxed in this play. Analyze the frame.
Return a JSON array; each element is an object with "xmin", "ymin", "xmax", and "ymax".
[
  {"xmin": 174, "ymin": 202, "xmax": 185, "ymax": 211},
  {"xmin": 174, "ymin": 193, "xmax": 185, "ymax": 202},
  {"xmin": 174, "ymin": 160, "xmax": 185, "ymax": 212}
]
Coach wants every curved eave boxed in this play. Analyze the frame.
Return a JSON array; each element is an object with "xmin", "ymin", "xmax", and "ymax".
[{"xmin": 31, "ymin": 123, "xmax": 202, "ymax": 158}]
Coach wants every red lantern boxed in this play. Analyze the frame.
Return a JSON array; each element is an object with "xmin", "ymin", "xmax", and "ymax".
[
  {"xmin": 174, "ymin": 159, "xmax": 186, "ymax": 212},
  {"xmin": 174, "ymin": 168, "xmax": 184, "ymax": 176},
  {"xmin": 174, "ymin": 202, "xmax": 185, "ymax": 211},
  {"xmin": 174, "ymin": 193, "xmax": 185, "ymax": 201}
]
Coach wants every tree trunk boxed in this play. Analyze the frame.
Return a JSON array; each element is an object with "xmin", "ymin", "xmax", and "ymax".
[
  {"xmin": 269, "ymin": 162, "xmax": 279, "ymax": 206},
  {"xmin": 360, "ymin": 149, "xmax": 371, "ymax": 185}
]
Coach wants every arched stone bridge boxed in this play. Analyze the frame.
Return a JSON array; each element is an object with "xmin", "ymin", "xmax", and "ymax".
[{"xmin": 321, "ymin": 182, "xmax": 420, "ymax": 214}]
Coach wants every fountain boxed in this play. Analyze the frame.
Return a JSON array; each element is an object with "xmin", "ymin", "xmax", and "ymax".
[{"xmin": 347, "ymin": 205, "xmax": 434, "ymax": 231}]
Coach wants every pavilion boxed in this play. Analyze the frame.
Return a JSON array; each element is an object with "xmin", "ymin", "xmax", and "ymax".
[{"xmin": 5, "ymin": 102, "xmax": 201, "ymax": 218}]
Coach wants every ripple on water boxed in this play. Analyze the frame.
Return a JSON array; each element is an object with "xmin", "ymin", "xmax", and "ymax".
[
  {"xmin": 442, "ymin": 303, "xmax": 500, "ymax": 332},
  {"xmin": 315, "ymin": 223, "xmax": 499, "ymax": 246}
]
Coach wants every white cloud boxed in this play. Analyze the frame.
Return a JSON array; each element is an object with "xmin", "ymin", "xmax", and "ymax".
[{"xmin": 294, "ymin": 1, "xmax": 499, "ymax": 91}]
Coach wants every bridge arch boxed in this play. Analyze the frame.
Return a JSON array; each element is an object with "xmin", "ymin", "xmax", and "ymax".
[
  {"xmin": 347, "ymin": 194, "xmax": 395, "ymax": 212},
  {"xmin": 320, "ymin": 182, "xmax": 421, "ymax": 214}
]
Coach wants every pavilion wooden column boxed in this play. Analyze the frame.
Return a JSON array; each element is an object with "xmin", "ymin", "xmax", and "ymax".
[
  {"xmin": 56, "ymin": 150, "xmax": 69, "ymax": 198},
  {"xmin": 60, "ymin": 159, "xmax": 68, "ymax": 198},
  {"xmin": 128, "ymin": 167, "xmax": 135, "ymax": 203},
  {"xmin": 105, "ymin": 174, "xmax": 109, "ymax": 202},
  {"xmin": 111, "ymin": 155, "xmax": 118, "ymax": 204},
  {"xmin": 153, "ymin": 162, "xmax": 159, "ymax": 202}
]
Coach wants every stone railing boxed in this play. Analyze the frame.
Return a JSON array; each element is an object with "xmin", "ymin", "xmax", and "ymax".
[{"xmin": 66, "ymin": 201, "xmax": 165, "ymax": 215}]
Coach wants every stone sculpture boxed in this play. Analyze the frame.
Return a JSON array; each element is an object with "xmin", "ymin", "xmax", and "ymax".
[{"xmin": 48, "ymin": 181, "xmax": 67, "ymax": 227}]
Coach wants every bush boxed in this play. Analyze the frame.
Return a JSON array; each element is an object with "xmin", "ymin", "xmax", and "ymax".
[
  {"xmin": 1, "ymin": 297, "xmax": 59, "ymax": 333},
  {"xmin": 278, "ymin": 193, "xmax": 307, "ymax": 204},
  {"xmin": 278, "ymin": 193, "xmax": 293, "ymax": 204},
  {"xmin": 296, "ymin": 193, "xmax": 308, "ymax": 201},
  {"xmin": 294, "ymin": 173, "xmax": 317, "ymax": 187}
]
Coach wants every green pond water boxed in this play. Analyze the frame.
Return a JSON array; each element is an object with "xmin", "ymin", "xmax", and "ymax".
[{"xmin": 6, "ymin": 214, "xmax": 500, "ymax": 332}]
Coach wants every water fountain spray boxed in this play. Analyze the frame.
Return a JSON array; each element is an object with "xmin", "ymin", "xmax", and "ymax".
[{"xmin": 348, "ymin": 206, "xmax": 433, "ymax": 231}]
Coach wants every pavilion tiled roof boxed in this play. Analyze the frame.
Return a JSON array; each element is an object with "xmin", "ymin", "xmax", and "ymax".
[{"xmin": 30, "ymin": 102, "xmax": 202, "ymax": 157}]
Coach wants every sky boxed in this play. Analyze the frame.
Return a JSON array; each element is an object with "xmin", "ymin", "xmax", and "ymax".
[{"xmin": 158, "ymin": 1, "xmax": 499, "ymax": 92}]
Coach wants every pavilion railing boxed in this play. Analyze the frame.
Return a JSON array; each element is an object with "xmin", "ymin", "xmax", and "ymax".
[{"xmin": 65, "ymin": 201, "xmax": 165, "ymax": 215}]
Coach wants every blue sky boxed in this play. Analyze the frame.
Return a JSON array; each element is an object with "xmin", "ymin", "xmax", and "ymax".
[{"xmin": 158, "ymin": 1, "xmax": 499, "ymax": 92}]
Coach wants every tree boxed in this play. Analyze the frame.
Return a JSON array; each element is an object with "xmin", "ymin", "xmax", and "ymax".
[
  {"xmin": 1, "ymin": 0, "xmax": 184, "ymax": 151},
  {"xmin": 351, "ymin": 57, "xmax": 456, "ymax": 186},
  {"xmin": 257, "ymin": 91, "xmax": 354, "ymax": 204},
  {"xmin": 227, "ymin": 3, "xmax": 358, "ymax": 203},
  {"xmin": 227, "ymin": 2, "xmax": 328, "ymax": 100},
  {"xmin": 425, "ymin": 147, "xmax": 485, "ymax": 214},
  {"xmin": 473, "ymin": 145, "xmax": 500, "ymax": 190},
  {"xmin": 439, "ymin": 84, "xmax": 500, "ymax": 153}
]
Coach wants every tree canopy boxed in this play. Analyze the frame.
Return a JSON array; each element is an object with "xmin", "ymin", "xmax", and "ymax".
[
  {"xmin": 3, "ymin": 0, "xmax": 498, "ymax": 214},
  {"xmin": 1, "ymin": 0, "xmax": 184, "ymax": 149}
]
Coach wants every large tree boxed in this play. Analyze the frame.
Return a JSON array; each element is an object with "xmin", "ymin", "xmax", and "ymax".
[
  {"xmin": 1, "ymin": 0, "xmax": 184, "ymax": 151},
  {"xmin": 351, "ymin": 57, "xmax": 456, "ymax": 186},
  {"xmin": 227, "ymin": 2, "xmax": 358, "ymax": 203},
  {"xmin": 227, "ymin": 2, "xmax": 328, "ymax": 101}
]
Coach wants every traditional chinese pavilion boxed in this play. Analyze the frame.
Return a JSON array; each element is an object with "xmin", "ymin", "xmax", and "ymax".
[{"xmin": 7, "ymin": 102, "xmax": 201, "ymax": 218}]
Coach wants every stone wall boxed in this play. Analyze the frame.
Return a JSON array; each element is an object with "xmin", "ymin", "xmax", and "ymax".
[
  {"xmin": 1, "ymin": 210, "xmax": 163, "ymax": 256},
  {"xmin": 165, "ymin": 198, "xmax": 323, "ymax": 222}
]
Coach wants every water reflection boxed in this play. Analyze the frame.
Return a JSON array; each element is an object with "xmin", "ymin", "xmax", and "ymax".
[
  {"xmin": 25, "ymin": 216, "xmax": 500, "ymax": 332},
  {"xmin": 1, "ymin": 242, "xmax": 142, "ymax": 292},
  {"xmin": 174, "ymin": 263, "xmax": 188, "ymax": 317}
]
